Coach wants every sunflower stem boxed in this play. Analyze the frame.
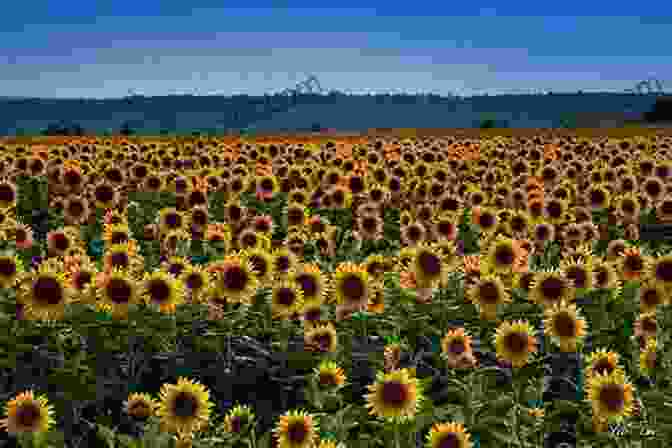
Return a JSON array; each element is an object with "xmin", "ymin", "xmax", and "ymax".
[
  {"xmin": 393, "ymin": 420, "xmax": 401, "ymax": 448},
  {"xmin": 248, "ymin": 428, "xmax": 257, "ymax": 448}
]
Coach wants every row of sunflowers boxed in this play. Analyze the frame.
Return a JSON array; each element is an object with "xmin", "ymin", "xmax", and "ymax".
[{"xmin": 0, "ymin": 132, "xmax": 671, "ymax": 447}]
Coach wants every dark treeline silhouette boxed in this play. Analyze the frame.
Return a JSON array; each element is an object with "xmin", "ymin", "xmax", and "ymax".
[{"xmin": 644, "ymin": 95, "xmax": 672, "ymax": 123}]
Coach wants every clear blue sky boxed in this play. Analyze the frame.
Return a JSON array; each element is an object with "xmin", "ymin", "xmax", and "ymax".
[{"xmin": 1, "ymin": 1, "xmax": 670, "ymax": 98}]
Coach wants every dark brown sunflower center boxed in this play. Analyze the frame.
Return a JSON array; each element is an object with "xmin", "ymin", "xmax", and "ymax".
[
  {"xmin": 287, "ymin": 421, "xmax": 308, "ymax": 443},
  {"xmin": 535, "ymin": 225, "xmax": 550, "ymax": 240},
  {"xmin": 624, "ymin": 255, "xmax": 643, "ymax": 272},
  {"xmin": 642, "ymin": 317, "xmax": 657, "ymax": 333},
  {"xmin": 111, "ymin": 252, "xmax": 129, "ymax": 269},
  {"xmin": 381, "ymin": 380, "xmax": 409, "ymax": 406},
  {"xmin": 593, "ymin": 359, "xmax": 615, "ymax": 376},
  {"xmin": 276, "ymin": 287, "xmax": 296, "ymax": 306},
  {"xmin": 407, "ymin": 225, "xmax": 423, "ymax": 242},
  {"xmin": 192, "ymin": 210, "xmax": 207, "ymax": 226},
  {"xmin": 438, "ymin": 221, "xmax": 455, "ymax": 236},
  {"xmin": 645, "ymin": 180, "xmax": 662, "ymax": 197},
  {"xmin": 241, "ymin": 233, "xmax": 257, "ymax": 248},
  {"xmin": 341, "ymin": 275, "xmax": 365, "ymax": 301},
  {"xmin": 297, "ymin": 274, "xmax": 317, "ymax": 297},
  {"xmin": 169, "ymin": 263, "xmax": 184, "ymax": 277},
  {"xmin": 479, "ymin": 282, "xmax": 501, "ymax": 304},
  {"xmin": 106, "ymin": 169, "xmax": 123, "ymax": 183},
  {"xmin": 511, "ymin": 217, "xmax": 526, "ymax": 233},
  {"xmin": 449, "ymin": 339, "xmax": 465, "ymax": 354},
  {"xmin": 223, "ymin": 266, "xmax": 248, "ymax": 291},
  {"xmin": 480, "ymin": 213, "xmax": 495, "ymax": 228},
  {"xmin": 148, "ymin": 177, "xmax": 161, "ymax": 189},
  {"xmin": 106, "ymin": 279, "xmax": 132, "ymax": 304},
  {"xmin": 129, "ymin": 401, "xmax": 152, "ymax": 418},
  {"xmin": 0, "ymin": 185, "xmax": 14, "ymax": 202},
  {"xmin": 275, "ymin": 256, "xmax": 290, "ymax": 273},
  {"xmin": 52, "ymin": 233, "xmax": 69, "ymax": 251},
  {"xmin": 172, "ymin": 392, "xmax": 198, "ymax": 418},
  {"xmin": 319, "ymin": 372, "xmax": 338, "ymax": 386},
  {"xmin": 314, "ymin": 333, "xmax": 333, "ymax": 351},
  {"xmin": 590, "ymin": 189, "xmax": 606, "ymax": 206},
  {"xmin": 133, "ymin": 165, "xmax": 148, "ymax": 178},
  {"xmin": 165, "ymin": 213, "xmax": 181, "ymax": 228},
  {"xmin": 260, "ymin": 178, "xmax": 274, "ymax": 192},
  {"xmin": 540, "ymin": 277, "xmax": 565, "ymax": 301},
  {"xmin": 96, "ymin": 185, "xmax": 114, "ymax": 202},
  {"xmin": 33, "ymin": 276, "xmax": 63, "ymax": 305},
  {"xmin": 595, "ymin": 268, "xmax": 608, "ymax": 287},
  {"xmin": 494, "ymin": 245, "xmax": 514, "ymax": 266},
  {"xmin": 189, "ymin": 191, "xmax": 206, "ymax": 206},
  {"xmin": 599, "ymin": 384, "xmax": 625, "ymax": 412},
  {"xmin": 304, "ymin": 307, "xmax": 321, "ymax": 321},
  {"xmin": 16, "ymin": 403, "xmax": 40, "ymax": 427},
  {"xmin": 0, "ymin": 258, "xmax": 16, "ymax": 277},
  {"xmin": 64, "ymin": 171, "xmax": 82, "ymax": 186},
  {"xmin": 249, "ymin": 256, "xmax": 268, "ymax": 278},
  {"xmin": 186, "ymin": 273, "xmax": 203, "ymax": 290},
  {"xmin": 655, "ymin": 260, "xmax": 672, "ymax": 282},
  {"xmin": 554, "ymin": 312, "xmax": 576, "ymax": 337},
  {"xmin": 642, "ymin": 289, "xmax": 661, "ymax": 306},
  {"xmin": 505, "ymin": 332, "xmax": 529, "ymax": 353},
  {"xmin": 111, "ymin": 232, "xmax": 128, "ymax": 245},
  {"xmin": 437, "ymin": 432, "xmax": 460, "ymax": 448},
  {"xmin": 148, "ymin": 279, "xmax": 171, "ymax": 303}
]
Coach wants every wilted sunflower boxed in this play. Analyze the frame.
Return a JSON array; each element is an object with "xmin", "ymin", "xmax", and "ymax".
[
  {"xmin": 157, "ymin": 377, "xmax": 214, "ymax": 438},
  {"xmin": 587, "ymin": 370, "xmax": 634, "ymax": 422},
  {"xmin": 96, "ymin": 267, "xmax": 140, "ymax": 319},
  {"xmin": 273, "ymin": 409, "xmax": 319, "ymax": 448},
  {"xmin": 141, "ymin": 270, "xmax": 186, "ymax": 314},
  {"xmin": 585, "ymin": 349, "xmax": 624, "ymax": 382},
  {"xmin": 270, "ymin": 278, "xmax": 305, "ymax": 320},
  {"xmin": 313, "ymin": 360, "xmax": 347, "ymax": 392},
  {"xmin": 441, "ymin": 328, "xmax": 477, "ymax": 369},
  {"xmin": 494, "ymin": 320, "xmax": 538, "ymax": 368},
  {"xmin": 16, "ymin": 260, "xmax": 73, "ymax": 322},
  {"xmin": 637, "ymin": 279, "xmax": 667, "ymax": 313},
  {"xmin": 529, "ymin": 269, "xmax": 573, "ymax": 308},
  {"xmin": 365, "ymin": 368, "xmax": 423, "ymax": 422},
  {"xmin": 124, "ymin": 393, "xmax": 158, "ymax": 420},
  {"xmin": 466, "ymin": 274, "xmax": 511, "ymax": 321},
  {"xmin": 211, "ymin": 255, "xmax": 258, "ymax": 305},
  {"xmin": 294, "ymin": 263, "xmax": 330, "ymax": 304},
  {"xmin": 304, "ymin": 322, "xmax": 338, "ymax": 353},
  {"xmin": 0, "ymin": 254, "xmax": 22, "ymax": 289},
  {"xmin": 0, "ymin": 390, "xmax": 55, "ymax": 435},
  {"xmin": 222, "ymin": 404, "xmax": 255, "ymax": 435},
  {"xmin": 424, "ymin": 422, "xmax": 473, "ymax": 448},
  {"xmin": 333, "ymin": 262, "xmax": 370, "ymax": 309},
  {"xmin": 544, "ymin": 302, "xmax": 587, "ymax": 352}
]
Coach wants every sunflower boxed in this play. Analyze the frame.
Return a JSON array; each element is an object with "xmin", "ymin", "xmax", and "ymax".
[
  {"xmin": 211, "ymin": 255, "xmax": 258, "ymax": 305},
  {"xmin": 161, "ymin": 255, "xmax": 192, "ymax": 279},
  {"xmin": 591, "ymin": 258, "xmax": 620, "ymax": 291},
  {"xmin": 363, "ymin": 254, "xmax": 390, "ymax": 283},
  {"xmin": 401, "ymin": 221, "xmax": 427, "ymax": 247},
  {"xmin": 424, "ymin": 422, "xmax": 473, "ymax": 448},
  {"xmin": 333, "ymin": 262, "xmax": 370, "ymax": 309},
  {"xmin": 618, "ymin": 247, "xmax": 647, "ymax": 281},
  {"xmin": 585, "ymin": 349, "xmax": 624, "ymax": 382},
  {"xmin": 14, "ymin": 222, "xmax": 34, "ymax": 250},
  {"xmin": 158, "ymin": 208, "xmax": 187, "ymax": 236},
  {"xmin": 178, "ymin": 265, "xmax": 211, "ymax": 304},
  {"xmin": 645, "ymin": 254, "xmax": 672, "ymax": 290},
  {"xmin": 223, "ymin": 201, "xmax": 247, "ymax": 227},
  {"xmin": 237, "ymin": 228, "xmax": 271, "ymax": 252},
  {"xmin": 431, "ymin": 212, "xmax": 459, "ymax": 241},
  {"xmin": 466, "ymin": 274, "xmax": 511, "ymax": 321},
  {"xmin": 16, "ymin": 260, "xmax": 73, "ymax": 322},
  {"xmin": 543, "ymin": 197, "xmax": 568, "ymax": 225},
  {"xmin": 365, "ymin": 368, "xmax": 423, "ymax": 422},
  {"xmin": 354, "ymin": 214, "xmax": 384, "ymax": 241},
  {"xmin": 633, "ymin": 311, "xmax": 658, "ymax": 349},
  {"xmin": 384, "ymin": 343, "xmax": 403, "ymax": 372},
  {"xmin": 493, "ymin": 320, "xmax": 538, "ymax": 369},
  {"xmin": 313, "ymin": 360, "xmax": 347, "ymax": 392},
  {"xmin": 141, "ymin": 270, "xmax": 186, "ymax": 314},
  {"xmin": 304, "ymin": 322, "xmax": 338, "ymax": 353},
  {"xmin": 0, "ymin": 179, "xmax": 17, "ymax": 209},
  {"xmin": 441, "ymin": 327, "xmax": 477, "ymax": 369},
  {"xmin": 587, "ymin": 370, "xmax": 634, "ymax": 422},
  {"xmin": 560, "ymin": 256, "xmax": 593, "ymax": 292},
  {"xmin": 483, "ymin": 236, "xmax": 518, "ymax": 275},
  {"xmin": 294, "ymin": 263, "xmax": 330, "ymax": 304},
  {"xmin": 639, "ymin": 337, "xmax": 658, "ymax": 378},
  {"xmin": 222, "ymin": 404, "xmax": 255, "ymax": 435},
  {"xmin": 270, "ymin": 247, "xmax": 298, "ymax": 279},
  {"xmin": 613, "ymin": 193, "xmax": 641, "ymax": 224},
  {"xmin": 529, "ymin": 269, "xmax": 573, "ymax": 308},
  {"xmin": 544, "ymin": 301, "xmax": 587, "ymax": 352},
  {"xmin": 46, "ymin": 227, "xmax": 79, "ymax": 258},
  {"xmin": 96, "ymin": 267, "xmax": 140, "ymax": 319},
  {"xmin": 0, "ymin": 254, "xmax": 22, "ymax": 289},
  {"xmin": 300, "ymin": 298, "xmax": 330, "ymax": 326},
  {"xmin": 252, "ymin": 214, "xmax": 275, "ymax": 237},
  {"xmin": 60, "ymin": 194, "xmax": 90, "ymax": 225},
  {"xmin": 103, "ymin": 222, "xmax": 132, "ymax": 247},
  {"xmin": 637, "ymin": 280, "xmax": 667, "ymax": 313},
  {"xmin": 90, "ymin": 181, "xmax": 119, "ymax": 209},
  {"xmin": 103, "ymin": 243, "xmax": 144, "ymax": 278},
  {"xmin": 641, "ymin": 176, "xmax": 665, "ymax": 203},
  {"xmin": 157, "ymin": 377, "xmax": 214, "ymax": 438},
  {"xmin": 124, "ymin": 393, "xmax": 158, "ymax": 420},
  {"xmin": 270, "ymin": 278, "xmax": 305, "ymax": 320},
  {"xmin": 273, "ymin": 409, "xmax": 319, "ymax": 448},
  {"xmin": 64, "ymin": 256, "xmax": 98, "ymax": 305},
  {"xmin": 0, "ymin": 390, "xmax": 55, "ymax": 435}
]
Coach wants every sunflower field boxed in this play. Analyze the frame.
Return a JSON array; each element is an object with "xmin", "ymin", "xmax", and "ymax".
[{"xmin": 0, "ymin": 130, "xmax": 672, "ymax": 448}]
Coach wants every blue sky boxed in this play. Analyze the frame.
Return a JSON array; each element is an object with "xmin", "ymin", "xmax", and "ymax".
[{"xmin": 1, "ymin": 1, "xmax": 670, "ymax": 98}]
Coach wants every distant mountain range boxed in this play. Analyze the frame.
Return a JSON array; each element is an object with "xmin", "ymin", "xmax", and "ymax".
[{"xmin": 0, "ymin": 92, "xmax": 667, "ymax": 135}]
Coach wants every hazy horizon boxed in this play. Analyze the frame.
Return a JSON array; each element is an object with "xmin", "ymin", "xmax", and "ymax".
[{"xmin": 1, "ymin": 2, "xmax": 671, "ymax": 99}]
